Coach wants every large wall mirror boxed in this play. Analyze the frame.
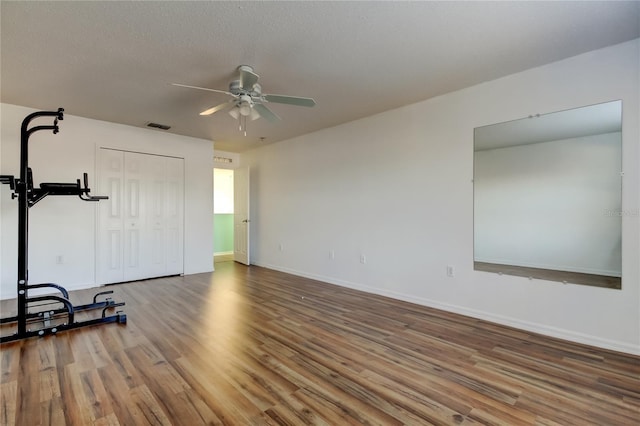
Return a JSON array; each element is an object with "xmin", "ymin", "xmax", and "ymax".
[{"xmin": 474, "ymin": 100, "xmax": 622, "ymax": 289}]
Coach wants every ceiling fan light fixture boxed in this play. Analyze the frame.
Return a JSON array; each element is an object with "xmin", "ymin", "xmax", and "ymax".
[
  {"xmin": 239, "ymin": 103, "xmax": 252, "ymax": 117},
  {"xmin": 229, "ymin": 108, "xmax": 240, "ymax": 119}
]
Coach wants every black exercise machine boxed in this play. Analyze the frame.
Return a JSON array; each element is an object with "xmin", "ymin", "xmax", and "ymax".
[{"xmin": 0, "ymin": 108, "xmax": 126, "ymax": 343}]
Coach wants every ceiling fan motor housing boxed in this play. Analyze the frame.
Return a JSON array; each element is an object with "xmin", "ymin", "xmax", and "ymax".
[
  {"xmin": 229, "ymin": 80, "xmax": 243, "ymax": 95},
  {"xmin": 229, "ymin": 80, "xmax": 262, "ymax": 97},
  {"xmin": 251, "ymin": 83, "xmax": 262, "ymax": 98}
]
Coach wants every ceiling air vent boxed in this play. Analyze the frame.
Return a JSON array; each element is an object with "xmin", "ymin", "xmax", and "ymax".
[{"xmin": 146, "ymin": 122, "xmax": 171, "ymax": 130}]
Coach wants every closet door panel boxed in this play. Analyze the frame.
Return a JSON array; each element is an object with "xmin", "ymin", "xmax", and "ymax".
[
  {"xmin": 123, "ymin": 152, "xmax": 147, "ymax": 281},
  {"xmin": 145, "ymin": 154, "xmax": 168, "ymax": 277},
  {"xmin": 97, "ymin": 149, "xmax": 125, "ymax": 285},
  {"xmin": 165, "ymin": 157, "xmax": 184, "ymax": 275}
]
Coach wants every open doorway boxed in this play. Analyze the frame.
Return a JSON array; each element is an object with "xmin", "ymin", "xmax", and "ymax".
[{"xmin": 214, "ymin": 168, "xmax": 234, "ymax": 264}]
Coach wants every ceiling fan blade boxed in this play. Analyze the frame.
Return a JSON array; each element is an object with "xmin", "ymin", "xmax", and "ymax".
[
  {"xmin": 264, "ymin": 94, "xmax": 316, "ymax": 107},
  {"xmin": 253, "ymin": 104, "xmax": 281, "ymax": 123},
  {"xmin": 238, "ymin": 65, "xmax": 259, "ymax": 89},
  {"xmin": 171, "ymin": 83, "xmax": 232, "ymax": 96},
  {"xmin": 200, "ymin": 101, "xmax": 233, "ymax": 116}
]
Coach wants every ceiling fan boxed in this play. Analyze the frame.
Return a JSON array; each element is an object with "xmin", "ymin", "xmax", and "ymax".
[{"xmin": 172, "ymin": 65, "xmax": 316, "ymax": 135}]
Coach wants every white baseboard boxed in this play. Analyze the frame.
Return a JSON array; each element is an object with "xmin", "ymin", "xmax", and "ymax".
[
  {"xmin": 214, "ymin": 251, "xmax": 234, "ymax": 256},
  {"xmin": 253, "ymin": 261, "xmax": 640, "ymax": 356}
]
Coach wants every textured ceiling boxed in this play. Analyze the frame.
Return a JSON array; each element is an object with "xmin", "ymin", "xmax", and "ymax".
[{"xmin": 1, "ymin": 1, "xmax": 638, "ymax": 153}]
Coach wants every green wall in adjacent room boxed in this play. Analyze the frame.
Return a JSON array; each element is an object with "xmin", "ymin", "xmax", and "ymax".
[{"xmin": 214, "ymin": 214, "xmax": 234, "ymax": 254}]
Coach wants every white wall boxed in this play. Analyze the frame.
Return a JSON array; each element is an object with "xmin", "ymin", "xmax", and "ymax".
[
  {"xmin": 244, "ymin": 39, "xmax": 640, "ymax": 354},
  {"xmin": 474, "ymin": 132, "xmax": 622, "ymax": 276},
  {"xmin": 1, "ymin": 104, "xmax": 214, "ymax": 299}
]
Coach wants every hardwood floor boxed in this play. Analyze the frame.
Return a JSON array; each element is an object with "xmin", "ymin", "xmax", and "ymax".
[{"xmin": 1, "ymin": 261, "xmax": 638, "ymax": 425}]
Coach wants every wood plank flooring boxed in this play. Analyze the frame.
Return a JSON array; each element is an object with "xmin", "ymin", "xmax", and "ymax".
[{"xmin": 1, "ymin": 261, "xmax": 638, "ymax": 425}]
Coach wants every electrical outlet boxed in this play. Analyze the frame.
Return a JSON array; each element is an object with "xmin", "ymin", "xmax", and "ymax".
[
  {"xmin": 360, "ymin": 254, "xmax": 366, "ymax": 264},
  {"xmin": 56, "ymin": 255, "xmax": 64, "ymax": 264},
  {"xmin": 329, "ymin": 250, "xmax": 335, "ymax": 260},
  {"xmin": 446, "ymin": 265, "xmax": 455, "ymax": 277},
  {"xmin": 278, "ymin": 243, "xmax": 284, "ymax": 252}
]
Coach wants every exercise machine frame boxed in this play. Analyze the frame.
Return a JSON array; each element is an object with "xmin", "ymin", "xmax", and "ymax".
[{"xmin": 0, "ymin": 108, "xmax": 126, "ymax": 343}]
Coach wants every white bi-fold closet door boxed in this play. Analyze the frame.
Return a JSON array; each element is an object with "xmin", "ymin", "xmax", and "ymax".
[{"xmin": 97, "ymin": 149, "xmax": 184, "ymax": 284}]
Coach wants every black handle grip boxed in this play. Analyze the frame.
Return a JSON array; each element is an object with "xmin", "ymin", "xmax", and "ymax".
[{"xmin": 79, "ymin": 172, "xmax": 108, "ymax": 201}]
